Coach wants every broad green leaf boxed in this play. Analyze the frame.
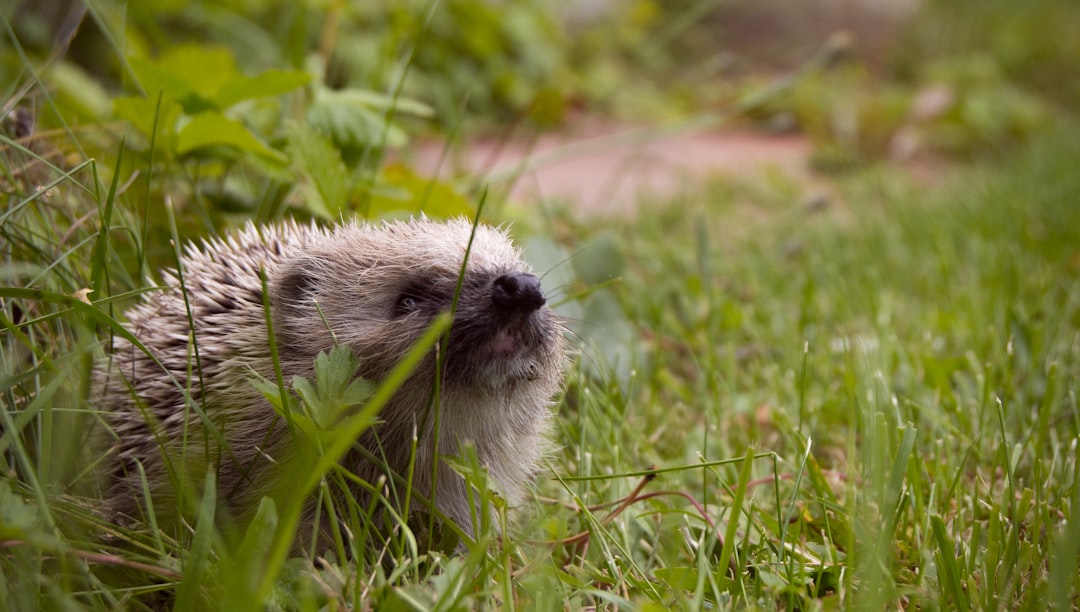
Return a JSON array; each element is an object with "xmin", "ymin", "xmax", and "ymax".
[
  {"xmin": 128, "ymin": 54, "xmax": 197, "ymax": 101},
  {"xmin": 112, "ymin": 95, "xmax": 182, "ymax": 146},
  {"xmin": 221, "ymin": 497, "xmax": 279, "ymax": 610},
  {"xmin": 307, "ymin": 101, "xmax": 404, "ymax": 153},
  {"xmin": 46, "ymin": 60, "xmax": 111, "ymax": 119},
  {"xmin": 128, "ymin": 46, "xmax": 244, "ymax": 115},
  {"xmin": 652, "ymin": 567, "xmax": 699, "ymax": 591},
  {"xmin": 0, "ymin": 480, "xmax": 39, "ymax": 539},
  {"xmin": 215, "ymin": 70, "xmax": 311, "ymax": 109},
  {"xmin": 307, "ymin": 87, "xmax": 409, "ymax": 158},
  {"xmin": 580, "ymin": 289, "xmax": 637, "ymax": 385},
  {"xmin": 523, "ymin": 236, "xmax": 578, "ymax": 302},
  {"xmin": 157, "ymin": 44, "xmax": 238, "ymax": 101},
  {"xmin": 253, "ymin": 314, "xmax": 449, "ymax": 603},
  {"xmin": 312, "ymin": 346, "xmax": 367, "ymax": 406},
  {"xmin": 316, "ymin": 87, "xmax": 434, "ymax": 118},
  {"xmin": 573, "ymin": 230, "xmax": 625, "ymax": 286},
  {"xmin": 291, "ymin": 346, "xmax": 375, "ymax": 430},
  {"xmin": 286, "ymin": 121, "xmax": 349, "ymax": 219},
  {"xmin": 176, "ymin": 113, "xmax": 287, "ymax": 166},
  {"xmin": 365, "ymin": 163, "xmax": 473, "ymax": 218},
  {"xmin": 251, "ymin": 375, "xmax": 319, "ymax": 444}
]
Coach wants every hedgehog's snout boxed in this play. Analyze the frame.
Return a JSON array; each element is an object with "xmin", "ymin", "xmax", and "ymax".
[
  {"xmin": 474, "ymin": 271, "xmax": 553, "ymax": 385},
  {"xmin": 491, "ymin": 272, "xmax": 546, "ymax": 314}
]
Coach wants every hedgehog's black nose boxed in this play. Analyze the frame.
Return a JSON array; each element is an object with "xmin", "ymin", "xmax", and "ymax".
[{"xmin": 492, "ymin": 272, "xmax": 546, "ymax": 313}]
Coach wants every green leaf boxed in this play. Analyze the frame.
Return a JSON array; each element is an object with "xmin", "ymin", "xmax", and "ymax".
[
  {"xmin": 291, "ymin": 345, "xmax": 375, "ymax": 430},
  {"xmin": 653, "ymin": 567, "xmax": 699, "ymax": 591},
  {"xmin": 580, "ymin": 289, "xmax": 637, "ymax": 384},
  {"xmin": 215, "ymin": 70, "xmax": 311, "ymax": 109},
  {"xmin": 1049, "ymin": 477, "xmax": 1080, "ymax": 610},
  {"xmin": 250, "ymin": 375, "xmax": 318, "ymax": 444},
  {"xmin": 307, "ymin": 87, "xmax": 409, "ymax": 158},
  {"xmin": 248, "ymin": 375, "xmax": 289, "ymax": 416},
  {"xmin": 175, "ymin": 473, "xmax": 219, "ymax": 612},
  {"xmin": 176, "ymin": 113, "xmax": 287, "ymax": 166},
  {"xmin": 316, "ymin": 87, "xmax": 434, "ymax": 118},
  {"xmin": 156, "ymin": 44, "xmax": 239, "ymax": 101},
  {"xmin": 932, "ymin": 514, "xmax": 971, "ymax": 612},
  {"xmin": 882, "ymin": 424, "xmax": 917, "ymax": 538},
  {"xmin": 573, "ymin": 230, "xmax": 625, "ymax": 286},
  {"xmin": 113, "ymin": 95, "xmax": 182, "ymax": 144},
  {"xmin": 254, "ymin": 314, "xmax": 450, "ymax": 603},
  {"xmin": 285, "ymin": 121, "xmax": 350, "ymax": 219},
  {"xmin": 221, "ymin": 496, "xmax": 279, "ymax": 610},
  {"xmin": 129, "ymin": 54, "xmax": 198, "ymax": 101},
  {"xmin": 47, "ymin": 60, "xmax": 111, "ymax": 119},
  {"xmin": 88, "ymin": 139, "xmax": 123, "ymax": 298},
  {"xmin": 365, "ymin": 163, "xmax": 474, "ymax": 218},
  {"xmin": 0, "ymin": 480, "xmax": 39, "ymax": 539},
  {"xmin": 717, "ymin": 446, "xmax": 756, "ymax": 589}
]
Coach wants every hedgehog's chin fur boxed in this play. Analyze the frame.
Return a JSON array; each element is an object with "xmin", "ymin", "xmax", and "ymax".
[
  {"xmin": 463, "ymin": 313, "xmax": 557, "ymax": 389},
  {"xmin": 478, "ymin": 358, "xmax": 542, "ymax": 389},
  {"xmin": 472, "ymin": 338, "xmax": 549, "ymax": 389}
]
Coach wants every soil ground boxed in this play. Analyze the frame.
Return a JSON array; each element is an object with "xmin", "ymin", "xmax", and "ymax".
[{"xmin": 412, "ymin": 121, "xmax": 811, "ymax": 215}]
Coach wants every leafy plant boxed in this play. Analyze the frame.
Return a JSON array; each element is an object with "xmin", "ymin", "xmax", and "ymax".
[
  {"xmin": 336, "ymin": 0, "xmax": 569, "ymax": 127},
  {"xmin": 3, "ymin": 0, "xmax": 1080, "ymax": 608},
  {"xmin": 113, "ymin": 44, "xmax": 308, "ymax": 166}
]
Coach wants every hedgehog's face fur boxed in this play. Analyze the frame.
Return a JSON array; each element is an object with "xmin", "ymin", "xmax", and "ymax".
[{"xmin": 270, "ymin": 220, "xmax": 564, "ymax": 396}]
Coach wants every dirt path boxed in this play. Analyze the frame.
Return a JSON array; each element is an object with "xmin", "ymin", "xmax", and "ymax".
[{"xmin": 412, "ymin": 121, "xmax": 811, "ymax": 215}]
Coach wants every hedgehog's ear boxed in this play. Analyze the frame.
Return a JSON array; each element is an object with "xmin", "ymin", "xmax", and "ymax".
[{"xmin": 271, "ymin": 255, "xmax": 324, "ymax": 315}]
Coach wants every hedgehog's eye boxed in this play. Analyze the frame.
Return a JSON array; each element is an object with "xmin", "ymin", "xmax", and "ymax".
[
  {"xmin": 393, "ymin": 282, "xmax": 451, "ymax": 318},
  {"xmin": 393, "ymin": 291, "xmax": 422, "ymax": 317}
]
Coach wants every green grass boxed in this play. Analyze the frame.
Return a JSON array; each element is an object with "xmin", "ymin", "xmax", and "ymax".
[
  {"xmin": 3, "ymin": 0, "xmax": 1080, "ymax": 608},
  {"xmin": 528, "ymin": 125, "xmax": 1078, "ymax": 608},
  {"xmin": 4, "ymin": 120, "xmax": 1079, "ymax": 608}
]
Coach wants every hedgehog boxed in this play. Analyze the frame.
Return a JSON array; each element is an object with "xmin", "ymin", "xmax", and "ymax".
[{"xmin": 95, "ymin": 218, "xmax": 566, "ymax": 547}]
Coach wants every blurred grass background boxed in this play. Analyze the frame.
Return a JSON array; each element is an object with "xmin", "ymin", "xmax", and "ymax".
[{"xmin": 2, "ymin": 0, "xmax": 1079, "ymax": 609}]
